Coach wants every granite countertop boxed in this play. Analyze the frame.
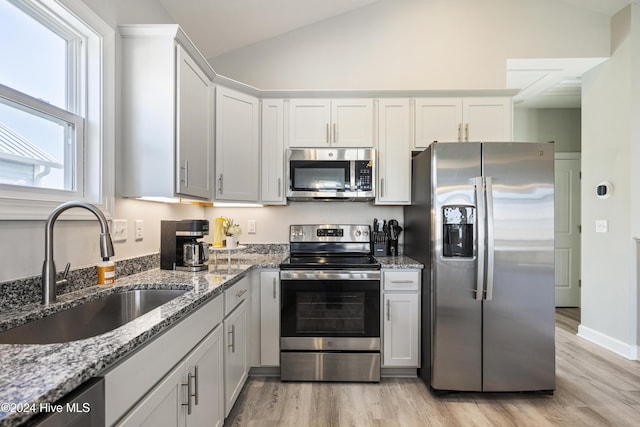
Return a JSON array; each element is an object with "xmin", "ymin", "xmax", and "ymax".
[
  {"xmin": 0, "ymin": 253, "xmax": 283, "ymax": 427},
  {"xmin": 0, "ymin": 251, "xmax": 421, "ymax": 427},
  {"xmin": 376, "ymin": 255, "xmax": 424, "ymax": 269}
]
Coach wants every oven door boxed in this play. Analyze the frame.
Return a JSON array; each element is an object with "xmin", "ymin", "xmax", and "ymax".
[{"xmin": 280, "ymin": 270, "xmax": 380, "ymax": 350}]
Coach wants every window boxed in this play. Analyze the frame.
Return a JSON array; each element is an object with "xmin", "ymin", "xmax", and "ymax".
[{"xmin": 0, "ymin": 0, "xmax": 114, "ymax": 219}]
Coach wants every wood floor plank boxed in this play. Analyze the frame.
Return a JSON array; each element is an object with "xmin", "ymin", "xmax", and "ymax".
[{"xmin": 226, "ymin": 309, "xmax": 640, "ymax": 426}]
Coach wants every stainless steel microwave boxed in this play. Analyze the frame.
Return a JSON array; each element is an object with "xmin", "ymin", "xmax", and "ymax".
[{"xmin": 286, "ymin": 148, "xmax": 376, "ymax": 201}]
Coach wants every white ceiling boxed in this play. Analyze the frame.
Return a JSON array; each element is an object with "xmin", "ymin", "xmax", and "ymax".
[
  {"xmin": 158, "ymin": 0, "xmax": 383, "ymax": 59},
  {"xmin": 158, "ymin": 0, "xmax": 635, "ymax": 109}
]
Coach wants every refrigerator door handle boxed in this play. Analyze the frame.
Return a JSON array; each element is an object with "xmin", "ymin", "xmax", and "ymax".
[
  {"xmin": 475, "ymin": 176, "xmax": 485, "ymax": 301},
  {"xmin": 485, "ymin": 176, "xmax": 495, "ymax": 301}
]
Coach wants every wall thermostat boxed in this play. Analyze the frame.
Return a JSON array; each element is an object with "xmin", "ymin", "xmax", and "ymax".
[{"xmin": 596, "ymin": 181, "xmax": 612, "ymax": 199}]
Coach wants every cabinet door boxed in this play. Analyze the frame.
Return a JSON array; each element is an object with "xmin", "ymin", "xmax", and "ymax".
[
  {"xmin": 376, "ymin": 99, "xmax": 411, "ymax": 205},
  {"xmin": 261, "ymin": 99, "xmax": 286, "ymax": 204},
  {"xmin": 186, "ymin": 325, "xmax": 224, "ymax": 427},
  {"xmin": 259, "ymin": 271, "xmax": 280, "ymax": 366},
  {"xmin": 176, "ymin": 45, "xmax": 212, "ymax": 199},
  {"xmin": 462, "ymin": 97, "xmax": 513, "ymax": 142},
  {"xmin": 215, "ymin": 86, "xmax": 259, "ymax": 201},
  {"xmin": 414, "ymin": 98, "xmax": 463, "ymax": 148},
  {"xmin": 117, "ymin": 362, "xmax": 186, "ymax": 427},
  {"xmin": 224, "ymin": 299, "xmax": 249, "ymax": 417},
  {"xmin": 383, "ymin": 293, "xmax": 420, "ymax": 367},
  {"xmin": 331, "ymin": 99, "xmax": 373, "ymax": 147},
  {"xmin": 288, "ymin": 99, "xmax": 331, "ymax": 147}
]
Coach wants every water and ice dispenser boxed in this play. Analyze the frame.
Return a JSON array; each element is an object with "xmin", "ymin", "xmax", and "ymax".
[{"xmin": 442, "ymin": 206, "xmax": 475, "ymax": 258}]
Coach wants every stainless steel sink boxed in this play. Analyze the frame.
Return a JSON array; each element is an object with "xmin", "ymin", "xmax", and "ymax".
[{"xmin": 0, "ymin": 289, "xmax": 188, "ymax": 344}]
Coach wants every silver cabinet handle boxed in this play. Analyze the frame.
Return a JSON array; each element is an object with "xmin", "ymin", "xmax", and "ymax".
[
  {"xmin": 475, "ymin": 176, "xmax": 485, "ymax": 301},
  {"xmin": 181, "ymin": 161, "xmax": 189, "ymax": 187},
  {"xmin": 380, "ymin": 178, "xmax": 385, "ymax": 198},
  {"xmin": 485, "ymin": 176, "xmax": 495, "ymax": 301},
  {"xmin": 182, "ymin": 372, "xmax": 195, "ymax": 415},
  {"xmin": 458, "ymin": 123, "xmax": 462, "ymax": 142},
  {"xmin": 236, "ymin": 288, "xmax": 247, "ymax": 298},
  {"xmin": 386, "ymin": 299, "xmax": 391, "ymax": 321},
  {"xmin": 277, "ymin": 177, "xmax": 282, "ymax": 198},
  {"xmin": 389, "ymin": 280, "xmax": 414, "ymax": 284},
  {"xmin": 228, "ymin": 324, "xmax": 235, "ymax": 353},
  {"xmin": 333, "ymin": 123, "xmax": 337, "ymax": 143},
  {"xmin": 465, "ymin": 123, "xmax": 469, "ymax": 142},
  {"xmin": 326, "ymin": 123, "xmax": 330, "ymax": 143},
  {"xmin": 218, "ymin": 173, "xmax": 224, "ymax": 194},
  {"xmin": 272, "ymin": 277, "xmax": 277, "ymax": 299},
  {"xmin": 193, "ymin": 365, "xmax": 199, "ymax": 405}
]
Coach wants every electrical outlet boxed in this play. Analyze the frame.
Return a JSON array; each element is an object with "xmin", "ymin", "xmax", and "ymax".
[
  {"xmin": 135, "ymin": 220, "xmax": 144, "ymax": 240},
  {"xmin": 111, "ymin": 219, "xmax": 127, "ymax": 242},
  {"xmin": 248, "ymin": 219, "xmax": 256, "ymax": 234}
]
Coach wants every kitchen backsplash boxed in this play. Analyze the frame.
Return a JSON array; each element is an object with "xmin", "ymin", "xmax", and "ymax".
[{"xmin": 0, "ymin": 244, "xmax": 288, "ymax": 310}]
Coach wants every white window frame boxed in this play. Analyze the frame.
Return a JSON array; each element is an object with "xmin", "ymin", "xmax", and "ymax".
[{"xmin": 0, "ymin": 0, "xmax": 114, "ymax": 220}]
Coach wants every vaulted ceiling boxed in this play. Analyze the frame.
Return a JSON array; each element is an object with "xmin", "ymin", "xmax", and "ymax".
[{"xmin": 158, "ymin": 0, "xmax": 635, "ymax": 108}]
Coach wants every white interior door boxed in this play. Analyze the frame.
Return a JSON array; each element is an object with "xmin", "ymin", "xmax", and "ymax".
[{"xmin": 555, "ymin": 153, "xmax": 581, "ymax": 307}]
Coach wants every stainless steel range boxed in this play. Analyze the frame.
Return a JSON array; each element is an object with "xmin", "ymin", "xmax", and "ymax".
[{"xmin": 279, "ymin": 224, "xmax": 381, "ymax": 382}]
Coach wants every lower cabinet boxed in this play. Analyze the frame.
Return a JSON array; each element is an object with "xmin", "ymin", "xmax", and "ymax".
[
  {"xmin": 223, "ymin": 276, "xmax": 251, "ymax": 418},
  {"xmin": 259, "ymin": 271, "xmax": 280, "ymax": 366},
  {"xmin": 382, "ymin": 270, "xmax": 421, "ymax": 368},
  {"xmin": 117, "ymin": 325, "xmax": 224, "ymax": 427},
  {"xmin": 224, "ymin": 298, "xmax": 249, "ymax": 417}
]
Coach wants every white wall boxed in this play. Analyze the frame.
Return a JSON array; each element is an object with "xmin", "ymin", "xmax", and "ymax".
[
  {"xmin": 211, "ymin": 0, "xmax": 610, "ymax": 90},
  {"xmin": 206, "ymin": 204, "xmax": 403, "ymax": 245},
  {"xmin": 514, "ymin": 108, "xmax": 581, "ymax": 152},
  {"xmin": 581, "ymin": 4, "xmax": 639, "ymax": 358}
]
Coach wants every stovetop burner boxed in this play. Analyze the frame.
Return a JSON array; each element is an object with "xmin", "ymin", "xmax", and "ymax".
[
  {"xmin": 280, "ymin": 254, "xmax": 380, "ymax": 270},
  {"xmin": 281, "ymin": 224, "xmax": 380, "ymax": 270}
]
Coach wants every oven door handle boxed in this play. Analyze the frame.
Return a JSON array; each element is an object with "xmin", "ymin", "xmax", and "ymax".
[{"xmin": 280, "ymin": 270, "xmax": 381, "ymax": 281}]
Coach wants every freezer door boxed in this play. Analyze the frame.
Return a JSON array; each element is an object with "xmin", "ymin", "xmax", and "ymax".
[
  {"xmin": 430, "ymin": 142, "xmax": 483, "ymax": 391},
  {"xmin": 481, "ymin": 142, "xmax": 555, "ymax": 392}
]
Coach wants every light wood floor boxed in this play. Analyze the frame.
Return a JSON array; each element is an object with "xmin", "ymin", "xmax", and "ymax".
[{"xmin": 226, "ymin": 309, "xmax": 640, "ymax": 426}]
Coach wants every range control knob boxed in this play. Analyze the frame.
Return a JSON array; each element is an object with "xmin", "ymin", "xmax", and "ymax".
[{"xmin": 355, "ymin": 230, "xmax": 362, "ymax": 236}]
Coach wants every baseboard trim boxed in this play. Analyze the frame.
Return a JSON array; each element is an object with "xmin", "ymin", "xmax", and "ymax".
[{"xmin": 577, "ymin": 324, "xmax": 639, "ymax": 360}]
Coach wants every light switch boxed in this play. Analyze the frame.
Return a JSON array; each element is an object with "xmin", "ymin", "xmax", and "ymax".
[
  {"xmin": 595, "ymin": 220, "xmax": 608, "ymax": 233},
  {"xmin": 112, "ymin": 219, "xmax": 127, "ymax": 241},
  {"xmin": 248, "ymin": 220, "xmax": 256, "ymax": 234}
]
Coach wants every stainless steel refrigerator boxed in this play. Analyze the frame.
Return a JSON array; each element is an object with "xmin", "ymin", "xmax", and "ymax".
[{"xmin": 405, "ymin": 142, "xmax": 555, "ymax": 393}]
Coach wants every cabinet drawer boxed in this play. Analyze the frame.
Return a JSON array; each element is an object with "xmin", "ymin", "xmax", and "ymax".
[
  {"xmin": 383, "ymin": 271, "xmax": 420, "ymax": 291},
  {"xmin": 225, "ymin": 275, "xmax": 250, "ymax": 315}
]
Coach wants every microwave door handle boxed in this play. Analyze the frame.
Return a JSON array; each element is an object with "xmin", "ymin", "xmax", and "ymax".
[{"xmin": 475, "ymin": 176, "xmax": 485, "ymax": 301}]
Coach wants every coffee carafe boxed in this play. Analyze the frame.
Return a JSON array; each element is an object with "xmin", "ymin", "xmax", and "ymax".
[{"xmin": 160, "ymin": 220, "xmax": 209, "ymax": 271}]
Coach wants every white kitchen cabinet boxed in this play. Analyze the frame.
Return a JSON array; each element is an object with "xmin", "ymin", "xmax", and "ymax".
[
  {"xmin": 224, "ymin": 277, "xmax": 250, "ymax": 417},
  {"xmin": 119, "ymin": 25, "xmax": 214, "ymax": 200},
  {"xmin": 376, "ymin": 99, "xmax": 411, "ymax": 205},
  {"xmin": 414, "ymin": 97, "xmax": 512, "ymax": 148},
  {"xmin": 289, "ymin": 98, "xmax": 373, "ymax": 147},
  {"xmin": 382, "ymin": 270, "xmax": 420, "ymax": 368},
  {"xmin": 106, "ymin": 294, "xmax": 224, "ymax": 426},
  {"xmin": 261, "ymin": 99, "xmax": 286, "ymax": 204},
  {"xmin": 259, "ymin": 271, "xmax": 280, "ymax": 366},
  {"xmin": 117, "ymin": 325, "xmax": 224, "ymax": 427},
  {"xmin": 215, "ymin": 86, "xmax": 259, "ymax": 202}
]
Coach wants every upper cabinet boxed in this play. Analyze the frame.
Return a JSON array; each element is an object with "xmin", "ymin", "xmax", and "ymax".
[
  {"xmin": 414, "ymin": 97, "xmax": 512, "ymax": 148},
  {"xmin": 289, "ymin": 99, "xmax": 373, "ymax": 147},
  {"xmin": 215, "ymin": 86, "xmax": 259, "ymax": 202},
  {"xmin": 260, "ymin": 99, "xmax": 286, "ymax": 204},
  {"xmin": 376, "ymin": 99, "xmax": 411, "ymax": 205},
  {"xmin": 118, "ymin": 25, "xmax": 214, "ymax": 200}
]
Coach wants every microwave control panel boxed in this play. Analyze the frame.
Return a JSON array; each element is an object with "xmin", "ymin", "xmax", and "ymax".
[{"xmin": 355, "ymin": 160, "xmax": 373, "ymax": 191}]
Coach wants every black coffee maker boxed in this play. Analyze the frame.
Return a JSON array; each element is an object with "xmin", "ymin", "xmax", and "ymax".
[{"xmin": 160, "ymin": 220, "xmax": 209, "ymax": 271}]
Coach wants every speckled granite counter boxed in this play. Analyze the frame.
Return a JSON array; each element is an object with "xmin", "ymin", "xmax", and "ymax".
[
  {"xmin": 376, "ymin": 255, "xmax": 424, "ymax": 269},
  {"xmin": 0, "ymin": 253, "xmax": 284, "ymax": 427}
]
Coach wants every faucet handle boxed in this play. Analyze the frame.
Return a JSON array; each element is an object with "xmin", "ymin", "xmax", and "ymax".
[{"xmin": 57, "ymin": 262, "xmax": 71, "ymax": 287}]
